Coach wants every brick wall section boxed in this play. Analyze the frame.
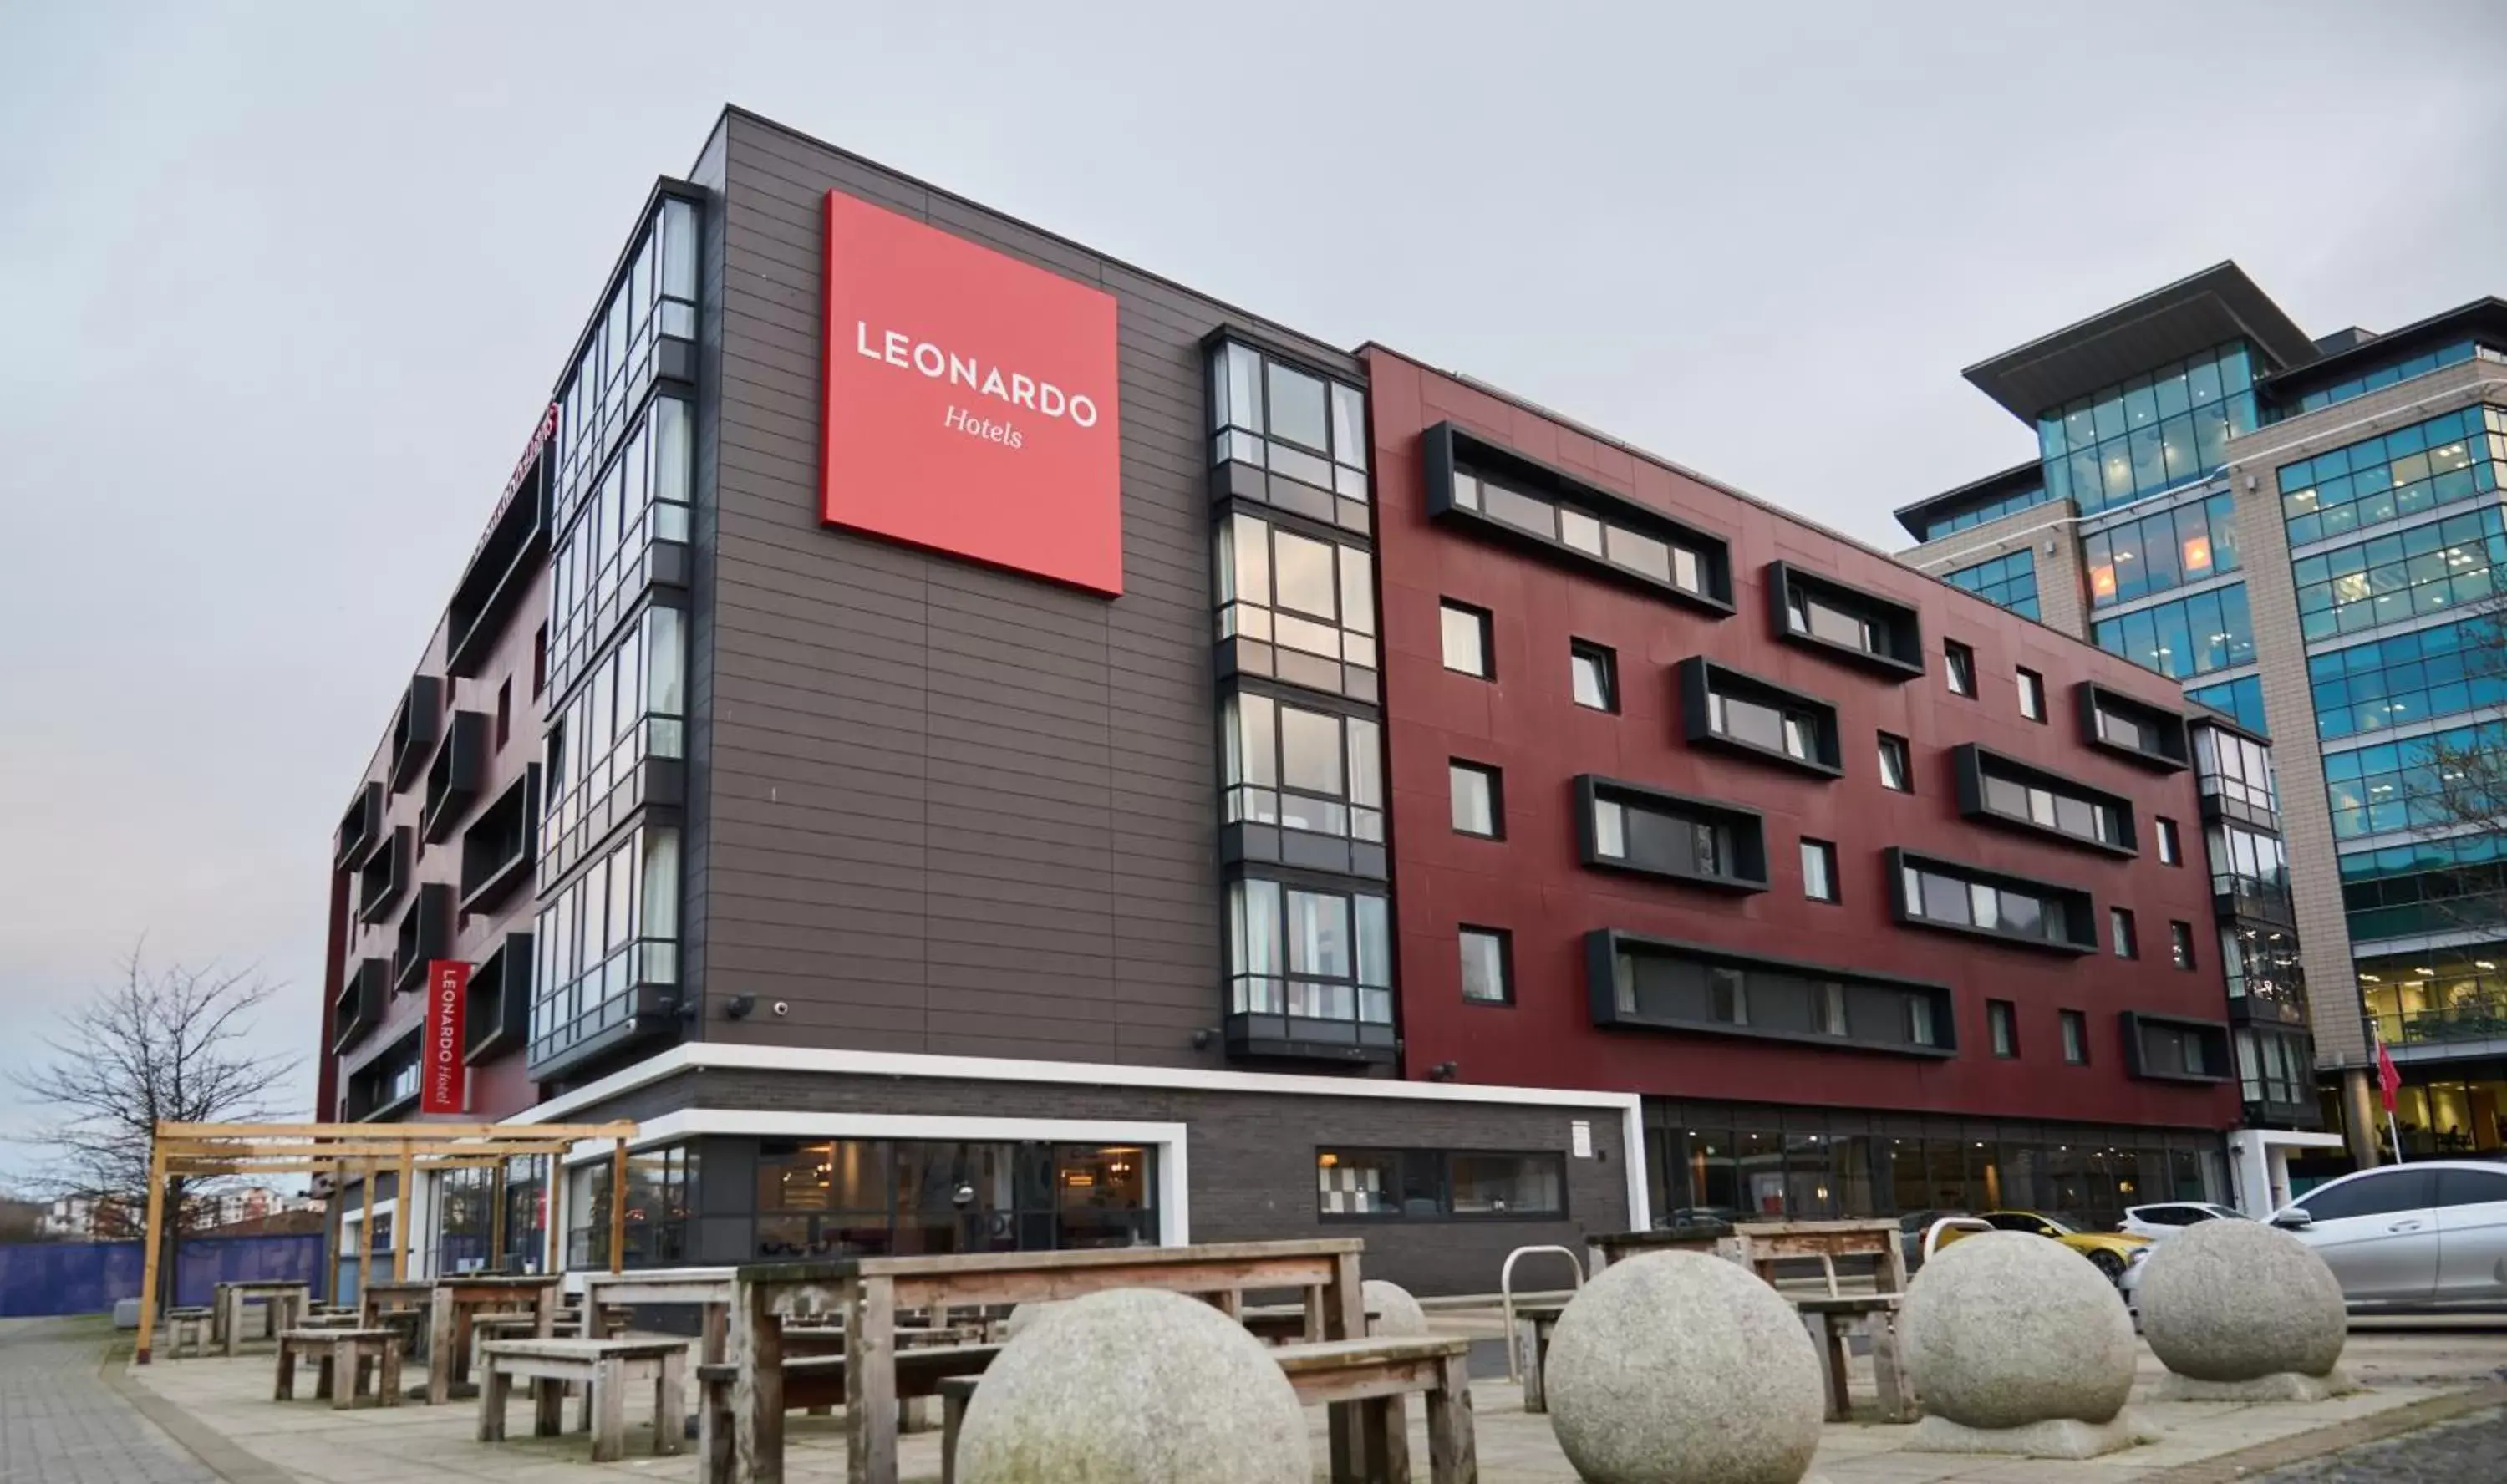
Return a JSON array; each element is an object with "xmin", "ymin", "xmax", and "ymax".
[
  {"xmin": 576, "ymin": 1069, "xmax": 1630, "ymax": 1295},
  {"xmin": 2224, "ymin": 359, "xmax": 2507, "ymax": 1070}
]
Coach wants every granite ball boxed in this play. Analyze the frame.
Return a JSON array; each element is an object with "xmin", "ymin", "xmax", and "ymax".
[
  {"xmin": 1901, "ymin": 1231, "xmax": 2137, "ymax": 1430},
  {"xmin": 2138, "ymin": 1219, "xmax": 2347, "ymax": 1382},
  {"xmin": 1364, "ymin": 1279, "xmax": 1431, "ymax": 1338},
  {"xmin": 957, "ymin": 1288, "xmax": 1308, "ymax": 1484},
  {"xmin": 1543, "ymin": 1251, "xmax": 1825, "ymax": 1484},
  {"xmin": 998, "ymin": 1300, "xmax": 1063, "ymax": 1340}
]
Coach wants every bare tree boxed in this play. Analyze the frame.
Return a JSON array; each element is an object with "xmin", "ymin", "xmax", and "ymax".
[{"xmin": 8, "ymin": 947, "xmax": 299, "ymax": 1236}]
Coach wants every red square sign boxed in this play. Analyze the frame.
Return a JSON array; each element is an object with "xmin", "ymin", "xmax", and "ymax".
[{"xmin": 820, "ymin": 191, "xmax": 1123, "ymax": 596}]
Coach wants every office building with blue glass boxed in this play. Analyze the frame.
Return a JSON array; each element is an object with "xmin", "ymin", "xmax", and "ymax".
[{"xmin": 1896, "ymin": 266, "xmax": 2507, "ymax": 1167}]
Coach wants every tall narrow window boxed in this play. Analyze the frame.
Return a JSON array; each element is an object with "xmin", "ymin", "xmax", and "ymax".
[
  {"xmin": 2156, "ymin": 816, "xmax": 2181, "ymax": 866},
  {"xmin": 495, "ymin": 678, "xmax": 513, "ymax": 750},
  {"xmin": 532, "ymin": 623, "xmax": 548, "ymax": 698},
  {"xmin": 1945, "ymin": 640, "xmax": 1976, "ymax": 697},
  {"xmin": 2111, "ymin": 907, "xmax": 2138, "ymax": 958},
  {"xmin": 1450, "ymin": 761, "xmax": 1502, "ymax": 838},
  {"xmin": 1988, "ymin": 999, "xmax": 2017, "ymax": 1057},
  {"xmin": 2170, "ymin": 920, "xmax": 2197, "ymax": 969},
  {"xmin": 1441, "ymin": 601, "xmax": 1492, "ymax": 678},
  {"xmin": 1570, "ymin": 640, "xmax": 1618, "ymax": 712},
  {"xmin": 2060, "ymin": 1009, "xmax": 2088, "ymax": 1065},
  {"xmin": 1801, "ymin": 839, "xmax": 1839, "ymax": 903},
  {"xmin": 1708, "ymin": 967, "xmax": 1747, "ymax": 1025},
  {"xmin": 1458, "ymin": 928, "xmax": 1513, "ymax": 1004},
  {"xmin": 1878, "ymin": 734, "xmax": 1912, "ymax": 792},
  {"xmin": 2017, "ymin": 667, "xmax": 2046, "ymax": 721}
]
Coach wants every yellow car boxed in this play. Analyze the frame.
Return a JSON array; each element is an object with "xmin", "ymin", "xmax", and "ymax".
[{"xmin": 1934, "ymin": 1210, "xmax": 2151, "ymax": 1281}]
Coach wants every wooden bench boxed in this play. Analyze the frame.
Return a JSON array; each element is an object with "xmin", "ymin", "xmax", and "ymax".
[
  {"xmin": 164, "ymin": 1308, "xmax": 215, "ymax": 1359},
  {"xmin": 1797, "ymin": 1293, "xmax": 1915, "ymax": 1423},
  {"xmin": 477, "ymin": 1336, "xmax": 689, "ymax": 1464},
  {"xmin": 728, "ymin": 1238, "xmax": 1373, "ymax": 1484},
  {"xmin": 695, "ymin": 1344, "xmax": 999, "ymax": 1484},
  {"xmin": 1506, "ymin": 1301, "xmax": 1567, "ymax": 1414},
  {"xmin": 214, "ymin": 1280, "xmax": 310, "ymax": 1356},
  {"xmin": 935, "ymin": 1336, "xmax": 1476, "ymax": 1484},
  {"xmin": 273, "ymin": 1328, "xmax": 403, "ymax": 1410}
]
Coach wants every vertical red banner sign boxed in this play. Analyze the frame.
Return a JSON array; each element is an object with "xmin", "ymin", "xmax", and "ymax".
[{"xmin": 422, "ymin": 960, "xmax": 470, "ymax": 1114}]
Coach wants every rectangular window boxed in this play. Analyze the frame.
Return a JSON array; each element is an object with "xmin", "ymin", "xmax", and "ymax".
[
  {"xmin": 1907, "ymin": 995, "xmax": 1939, "ymax": 1047},
  {"xmin": 2111, "ymin": 907, "xmax": 2137, "ymax": 958},
  {"xmin": 2170, "ymin": 920, "xmax": 2197, "ymax": 969},
  {"xmin": 1801, "ymin": 839, "xmax": 1839, "ymax": 903},
  {"xmin": 1895, "ymin": 851, "xmax": 2088, "ymax": 950},
  {"xmin": 1221, "ymin": 693, "xmax": 1384, "ymax": 845},
  {"xmin": 1821, "ymin": 981, "xmax": 1849, "ymax": 1037},
  {"xmin": 1227, "ymin": 879, "xmax": 1391, "ymax": 1026},
  {"xmin": 1316, "ymin": 1149, "xmax": 1565, "ymax": 1220},
  {"xmin": 1987, "ymin": 999, "xmax": 2017, "ymax": 1057},
  {"xmin": 1681, "ymin": 658, "xmax": 1842, "ymax": 775},
  {"xmin": 1963, "ymin": 747, "xmax": 2133, "ymax": 851},
  {"xmin": 2091, "ymin": 582, "xmax": 2257, "ymax": 681},
  {"xmin": 1878, "ymin": 734, "xmax": 1911, "ymax": 792},
  {"xmin": 2157, "ymin": 816, "xmax": 2181, "ymax": 865},
  {"xmin": 1570, "ymin": 640, "xmax": 1617, "ymax": 712},
  {"xmin": 1216, "ymin": 514, "xmax": 1379, "ymax": 701},
  {"xmin": 1943, "ymin": 548, "xmax": 2042, "ymax": 617},
  {"xmin": 1440, "ymin": 601, "xmax": 1492, "ymax": 678},
  {"xmin": 1209, "ymin": 340, "xmax": 1370, "ymax": 527},
  {"xmin": 495, "ymin": 678, "xmax": 512, "ymax": 750},
  {"xmin": 1450, "ymin": 760, "xmax": 1502, "ymax": 838},
  {"xmin": 2061, "ymin": 1009, "xmax": 2088, "ymax": 1065},
  {"xmin": 1708, "ymin": 966, "xmax": 1747, "ymax": 1025},
  {"xmin": 532, "ymin": 623, "xmax": 547, "ymax": 697},
  {"xmin": 2017, "ymin": 667, "xmax": 2046, "ymax": 721},
  {"xmin": 1945, "ymin": 640, "xmax": 1976, "ymax": 697},
  {"xmin": 1458, "ymin": 928, "xmax": 1512, "ymax": 1005},
  {"xmin": 1578, "ymin": 777, "xmax": 1764, "ymax": 889}
]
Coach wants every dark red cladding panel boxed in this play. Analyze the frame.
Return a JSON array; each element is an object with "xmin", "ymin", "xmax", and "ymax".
[{"xmin": 1364, "ymin": 348, "xmax": 2239, "ymax": 1130}]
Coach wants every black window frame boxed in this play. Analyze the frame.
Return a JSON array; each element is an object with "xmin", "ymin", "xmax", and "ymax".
[
  {"xmin": 1944, "ymin": 639, "xmax": 1977, "ymax": 697},
  {"xmin": 1315, "ymin": 1147, "xmax": 1570, "ymax": 1222},
  {"xmin": 1951, "ymin": 744, "xmax": 2138, "ymax": 856},
  {"xmin": 1449, "ymin": 759, "xmax": 1504, "ymax": 839},
  {"xmin": 2060, "ymin": 1008, "xmax": 2089, "ymax": 1065},
  {"xmin": 1440, "ymin": 599, "xmax": 1494, "ymax": 678},
  {"xmin": 2157, "ymin": 816, "xmax": 2182, "ymax": 865},
  {"xmin": 2079, "ymin": 679, "xmax": 2193, "ymax": 771},
  {"xmin": 1422, "ymin": 421, "xmax": 1736, "ymax": 614},
  {"xmin": 1878, "ymin": 733, "xmax": 1914, "ymax": 793},
  {"xmin": 2119, "ymin": 1010, "xmax": 2233, "ymax": 1085},
  {"xmin": 2111, "ymin": 907, "xmax": 2138, "ymax": 958},
  {"xmin": 388, "ymin": 675, "xmax": 445, "ymax": 794},
  {"xmin": 1886, "ymin": 846, "xmax": 2098, "ymax": 954},
  {"xmin": 1575, "ymin": 775, "xmax": 1771, "ymax": 893},
  {"xmin": 2018, "ymin": 666, "xmax": 2047, "ymax": 722},
  {"xmin": 1569, "ymin": 639, "xmax": 1619, "ymax": 714},
  {"xmin": 2169, "ymin": 920, "xmax": 2197, "ymax": 970},
  {"xmin": 1457, "ymin": 926, "xmax": 1514, "ymax": 1006},
  {"xmin": 1676, "ymin": 656, "xmax": 1843, "ymax": 779},
  {"xmin": 1987, "ymin": 999, "xmax": 2019, "ymax": 1058},
  {"xmin": 1767, "ymin": 561, "xmax": 1925, "ymax": 678},
  {"xmin": 1801, "ymin": 837, "xmax": 1841, "ymax": 904},
  {"xmin": 1588, "ymin": 928, "xmax": 1959, "ymax": 1058}
]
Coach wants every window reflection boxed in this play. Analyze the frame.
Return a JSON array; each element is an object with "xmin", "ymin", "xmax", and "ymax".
[{"xmin": 751, "ymin": 1140, "xmax": 1155, "ymax": 1258}]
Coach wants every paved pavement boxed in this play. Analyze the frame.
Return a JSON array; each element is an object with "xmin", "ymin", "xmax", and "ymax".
[
  {"xmin": 0, "ymin": 1315, "xmax": 217, "ymax": 1484},
  {"xmin": 2257, "ymin": 1402, "xmax": 2507, "ymax": 1481}
]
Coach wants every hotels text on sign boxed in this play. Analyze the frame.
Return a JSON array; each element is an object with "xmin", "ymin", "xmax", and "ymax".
[{"xmin": 422, "ymin": 960, "xmax": 470, "ymax": 1115}]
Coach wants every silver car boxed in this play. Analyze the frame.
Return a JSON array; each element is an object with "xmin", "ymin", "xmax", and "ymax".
[{"xmin": 2270, "ymin": 1160, "xmax": 2507, "ymax": 1305}]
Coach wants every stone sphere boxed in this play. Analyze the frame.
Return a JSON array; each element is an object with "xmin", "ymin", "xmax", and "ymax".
[
  {"xmin": 1364, "ymin": 1278, "xmax": 1431, "ymax": 1338},
  {"xmin": 957, "ymin": 1288, "xmax": 1308, "ymax": 1484},
  {"xmin": 2138, "ymin": 1219, "xmax": 2347, "ymax": 1381},
  {"xmin": 1543, "ymin": 1251, "xmax": 1824, "ymax": 1484},
  {"xmin": 1902, "ymin": 1231, "xmax": 2137, "ymax": 1429}
]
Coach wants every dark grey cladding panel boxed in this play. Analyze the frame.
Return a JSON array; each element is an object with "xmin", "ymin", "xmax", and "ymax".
[{"xmin": 703, "ymin": 112, "xmax": 1351, "ymax": 1068}]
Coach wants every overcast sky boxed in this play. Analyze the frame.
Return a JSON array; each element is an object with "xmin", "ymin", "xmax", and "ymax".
[{"xmin": 3, "ymin": 3, "xmax": 2503, "ymax": 1182}]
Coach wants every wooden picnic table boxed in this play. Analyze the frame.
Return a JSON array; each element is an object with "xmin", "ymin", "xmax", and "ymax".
[
  {"xmin": 359, "ymin": 1275, "xmax": 564, "ymax": 1405},
  {"xmin": 1587, "ymin": 1218, "xmax": 1906, "ymax": 1297},
  {"xmin": 213, "ymin": 1280, "xmax": 311, "ymax": 1355},
  {"xmin": 477, "ymin": 1334, "xmax": 688, "ymax": 1463},
  {"xmin": 582, "ymin": 1267, "xmax": 739, "ymax": 1362},
  {"xmin": 725, "ymin": 1238, "xmax": 1373, "ymax": 1484},
  {"xmin": 1796, "ymin": 1293, "xmax": 1915, "ymax": 1422}
]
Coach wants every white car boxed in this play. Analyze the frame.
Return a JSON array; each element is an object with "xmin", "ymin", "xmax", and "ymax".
[
  {"xmin": 2119, "ymin": 1202, "xmax": 2245, "ymax": 1240},
  {"xmin": 2269, "ymin": 1160, "xmax": 2507, "ymax": 1307}
]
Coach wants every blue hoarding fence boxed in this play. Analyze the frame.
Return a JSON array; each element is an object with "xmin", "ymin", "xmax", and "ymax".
[{"xmin": 0, "ymin": 1232, "xmax": 324, "ymax": 1318}]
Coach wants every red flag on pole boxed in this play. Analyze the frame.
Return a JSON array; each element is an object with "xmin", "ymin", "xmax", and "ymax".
[{"xmin": 2376, "ymin": 1037, "xmax": 2402, "ymax": 1113}]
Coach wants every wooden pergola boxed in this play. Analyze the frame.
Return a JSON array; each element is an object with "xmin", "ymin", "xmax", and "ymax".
[{"xmin": 136, "ymin": 1120, "xmax": 637, "ymax": 1363}]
